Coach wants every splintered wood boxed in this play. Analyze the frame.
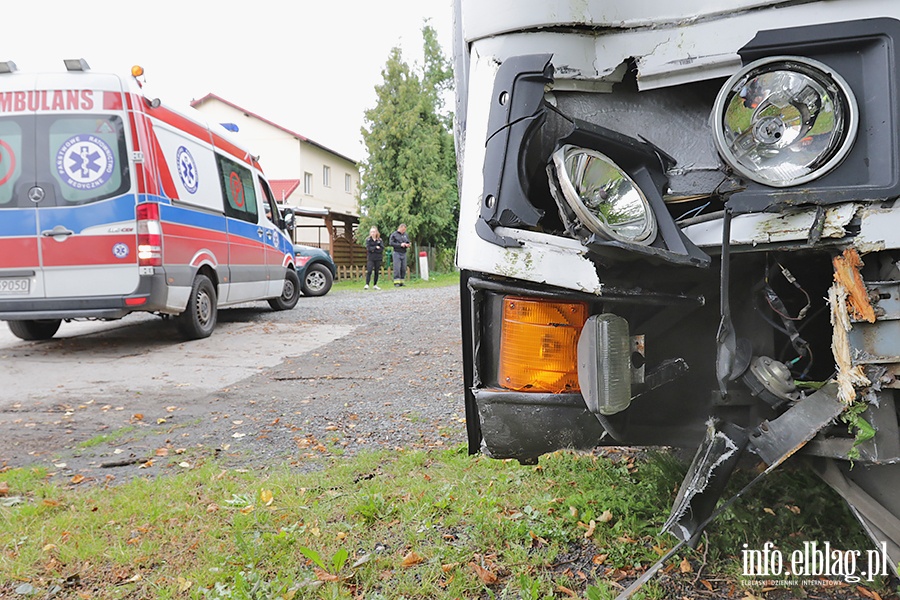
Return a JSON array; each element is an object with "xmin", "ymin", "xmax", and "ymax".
[{"xmin": 830, "ymin": 249, "xmax": 873, "ymax": 404}]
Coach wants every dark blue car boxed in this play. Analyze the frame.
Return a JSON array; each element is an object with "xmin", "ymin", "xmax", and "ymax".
[{"xmin": 293, "ymin": 244, "xmax": 336, "ymax": 296}]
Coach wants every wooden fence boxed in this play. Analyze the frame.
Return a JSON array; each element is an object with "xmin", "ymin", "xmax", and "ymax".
[{"xmin": 336, "ymin": 264, "xmax": 394, "ymax": 281}]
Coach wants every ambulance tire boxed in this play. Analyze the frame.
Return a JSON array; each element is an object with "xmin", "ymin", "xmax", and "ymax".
[
  {"xmin": 7, "ymin": 319, "xmax": 62, "ymax": 341},
  {"xmin": 176, "ymin": 274, "xmax": 217, "ymax": 340},
  {"xmin": 268, "ymin": 269, "xmax": 301, "ymax": 311},
  {"xmin": 301, "ymin": 264, "xmax": 333, "ymax": 297}
]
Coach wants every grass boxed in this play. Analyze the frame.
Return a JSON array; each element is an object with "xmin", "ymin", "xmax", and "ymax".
[
  {"xmin": 1, "ymin": 446, "xmax": 893, "ymax": 599},
  {"xmin": 332, "ymin": 270, "xmax": 460, "ymax": 293},
  {"xmin": 76, "ymin": 426, "xmax": 137, "ymax": 449}
]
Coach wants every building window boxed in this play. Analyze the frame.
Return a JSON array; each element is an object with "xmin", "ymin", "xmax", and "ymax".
[
  {"xmin": 345, "ymin": 173, "xmax": 352, "ymax": 193},
  {"xmin": 323, "ymin": 165, "xmax": 331, "ymax": 188},
  {"xmin": 304, "ymin": 172, "xmax": 313, "ymax": 195}
]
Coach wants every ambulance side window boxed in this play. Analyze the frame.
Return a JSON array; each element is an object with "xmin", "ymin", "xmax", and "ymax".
[
  {"xmin": 258, "ymin": 177, "xmax": 281, "ymax": 226},
  {"xmin": 216, "ymin": 154, "xmax": 258, "ymax": 223},
  {"xmin": 0, "ymin": 120, "xmax": 23, "ymax": 206}
]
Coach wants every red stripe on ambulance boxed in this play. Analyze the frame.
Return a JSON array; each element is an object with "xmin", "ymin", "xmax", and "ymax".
[
  {"xmin": 0, "ymin": 238, "xmax": 39, "ymax": 268},
  {"xmin": 40, "ymin": 236, "xmax": 135, "ymax": 267}
]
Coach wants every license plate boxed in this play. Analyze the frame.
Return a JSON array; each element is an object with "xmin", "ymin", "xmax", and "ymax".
[{"xmin": 0, "ymin": 277, "xmax": 30, "ymax": 294}]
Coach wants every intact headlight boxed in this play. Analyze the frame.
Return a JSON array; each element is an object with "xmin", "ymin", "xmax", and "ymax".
[
  {"xmin": 551, "ymin": 145, "xmax": 656, "ymax": 245},
  {"xmin": 712, "ymin": 56, "xmax": 858, "ymax": 187}
]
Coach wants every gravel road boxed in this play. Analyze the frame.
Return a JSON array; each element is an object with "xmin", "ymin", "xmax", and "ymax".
[{"xmin": 0, "ymin": 283, "xmax": 468, "ymax": 483}]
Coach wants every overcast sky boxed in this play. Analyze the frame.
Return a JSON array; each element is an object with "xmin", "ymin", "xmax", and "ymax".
[{"xmin": 4, "ymin": 1, "xmax": 454, "ymax": 162}]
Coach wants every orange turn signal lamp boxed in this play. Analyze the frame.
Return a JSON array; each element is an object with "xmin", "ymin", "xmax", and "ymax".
[{"xmin": 498, "ymin": 296, "xmax": 587, "ymax": 393}]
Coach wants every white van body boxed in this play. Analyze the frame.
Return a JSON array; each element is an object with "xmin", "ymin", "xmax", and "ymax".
[{"xmin": 0, "ymin": 61, "xmax": 300, "ymax": 340}]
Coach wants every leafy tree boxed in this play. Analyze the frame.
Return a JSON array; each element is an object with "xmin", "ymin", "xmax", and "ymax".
[{"xmin": 358, "ymin": 23, "xmax": 458, "ymax": 249}]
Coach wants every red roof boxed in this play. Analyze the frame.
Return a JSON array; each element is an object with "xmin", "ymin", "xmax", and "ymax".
[
  {"xmin": 190, "ymin": 93, "xmax": 358, "ymax": 164},
  {"xmin": 270, "ymin": 179, "xmax": 300, "ymax": 202}
]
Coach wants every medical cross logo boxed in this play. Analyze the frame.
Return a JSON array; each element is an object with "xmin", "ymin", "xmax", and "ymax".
[
  {"xmin": 56, "ymin": 135, "xmax": 114, "ymax": 190},
  {"xmin": 112, "ymin": 242, "xmax": 129, "ymax": 259},
  {"xmin": 176, "ymin": 146, "xmax": 199, "ymax": 194}
]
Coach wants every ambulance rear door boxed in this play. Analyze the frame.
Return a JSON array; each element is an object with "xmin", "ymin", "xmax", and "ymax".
[{"xmin": 26, "ymin": 73, "xmax": 139, "ymax": 300}]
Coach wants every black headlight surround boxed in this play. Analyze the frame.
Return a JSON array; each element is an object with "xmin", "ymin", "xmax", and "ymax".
[
  {"xmin": 479, "ymin": 54, "xmax": 709, "ymax": 267},
  {"xmin": 548, "ymin": 115, "xmax": 710, "ymax": 267},
  {"xmin": 725, "ymin": 17, "xmax": 900, "ymax": 214}
]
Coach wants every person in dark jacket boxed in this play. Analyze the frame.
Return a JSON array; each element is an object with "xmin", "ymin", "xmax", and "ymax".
[
  {"xmin": 388, "ymin": 224, "xmax": 411, "ymax": 286},
  {"xmin": 364, "ymin": 226, "xmax": 384, "ymax": 289}
]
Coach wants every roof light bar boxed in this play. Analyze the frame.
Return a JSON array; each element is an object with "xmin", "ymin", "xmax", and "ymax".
[
  {"xmin": 0, "ymin": 61, "xmax": 17, "ymax": 74},
  {"xmin": 64, "ymin": 58, "xmax": 90, "ymax": 72}
]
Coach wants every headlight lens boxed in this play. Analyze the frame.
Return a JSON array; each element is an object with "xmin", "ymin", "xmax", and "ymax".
[
  {"xmin": 551, "ymin": 145, "xmax": 656, "ymax": 244},
  {"xmin": 712, "ymin": 56, "xmax": 858, "ymax": 187}
]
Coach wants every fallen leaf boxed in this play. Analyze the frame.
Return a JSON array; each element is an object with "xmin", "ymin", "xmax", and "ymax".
[
  {"xmin": 583, "ymin": 519, "xmax": 596, "ymax": 538},
  {"xmin": 176, "ymin": 577, "xmax": 192, "ymax": 592},
  {"xmin": 787, "ymin": 505, "xmax": 801, "ymax": 515},
  {"xmin": 569, "ymin": 505, "xmax": 579, "ymax": 518},
  {"xmin": 314, "ymin": 568, "xmax": 339, "ymax": 582},
  {"xmin": 132, "ymin": 413, "xmax": 144, "ymax": 421},
  {"xmin": 156, "ymin": 418, "xmax": 166, "ymax": 424},
  {"xmin": 401, "ymin": 551, "xmax": 424, "ymax": 567},
  {"xmin": 155, "ymin": 448, "xmax": 169, "ymax": 457},
  {"xmin": 70, "ymin": 474, "xmax": 85, "ymax": 485},
  {"xmin": 139, "ymin": 460, "xmax": 153, "ymax": 469},
  {"xmin": 599, "ymin": 509, "xmax": 613, "ymax": 523},
  {"xmin": 441, "ymin": 562, "xmax": 459, "ymax": 572},
  {"xmin": 260, "ymin": 489, "xmax": 274, "ymax": 506},
  {"xmin": 763, "ymin": 507, "xmax": 776, "ymax": 516},
  {"xmin": 680, "ymin": 557, "xmax": 692, "ymax": 573},
  {"xmin": 556, "ymin": 585, "xmax": 577, "ymax": 597},
  {"xmin": 206, "ymin": 503, "xmax": 219, "ymax": 513},
  {"xmin": 42, "ymin": 498, "xmax": 61, "ymax": 507},
  {"xmin": 240, "ymin": 505, "xmax": 255, "ymax": 514},
  {"xmin": 592, "ymin": 554, "xmax": 608, "ymax": 565},
  {"xmin": 700, "ymin": 579, "xmax": 713, "ymax": 592},
  {"xmin": 0, "ymin": 481, "xmax": 8, "ymax": 497},
  {"xmin": 470, "ymin": 562, "xmax": 497, "ymax": 585}
]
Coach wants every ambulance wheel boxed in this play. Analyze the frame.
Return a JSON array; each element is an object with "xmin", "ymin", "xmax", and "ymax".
[
  {"xmin": 301, "ymin": 264, "xmax": 333, "ymax": 297},
  {"xmin": 177, "ymin": 274, "xmax": 217, "ymax": 340},
  {"xmin": 7, "ymin": 319, "xmax": 61, "ymax": 341},
  {"xmin": 269, "ymin": 269, "xmax": 301, "ymax": 311}
]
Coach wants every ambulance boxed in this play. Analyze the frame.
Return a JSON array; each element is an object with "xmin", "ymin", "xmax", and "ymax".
[{"xmin": 0, "ymin": 59, "xmax": 301, "ymax": 340}]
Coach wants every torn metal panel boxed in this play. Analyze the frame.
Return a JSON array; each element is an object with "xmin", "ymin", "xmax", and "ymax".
[
  {"xmin": 749, "ymin": 383, "xmax": 845, "ymax": 466},
  {"xmin": 681, "ymin": 203, "xmax": 857, "ymax": 248},
  {"xmin": 812, "ymin": 458, "xmax": 900, "ymax": 577},
  {"xmin": 662, "ymin": 420, "xmax": 748, "ymax": 543},
  {"xmin": 856, "ymin": 206, "xmax": 900, "ymax": 253},
  {"xmin": 805, "ymin": 394, "xmax": 900, "ymax": 463}
]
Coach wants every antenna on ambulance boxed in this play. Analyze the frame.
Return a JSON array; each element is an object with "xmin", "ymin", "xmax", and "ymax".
[{"xmin": 131, "ymin": 65, "xmax": 161, "ymax": 108}]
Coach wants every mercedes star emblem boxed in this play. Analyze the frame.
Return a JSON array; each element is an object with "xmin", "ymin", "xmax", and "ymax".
[{"xmin": 27, "ymin": 186, "xmax": 45, "ymax": 203}]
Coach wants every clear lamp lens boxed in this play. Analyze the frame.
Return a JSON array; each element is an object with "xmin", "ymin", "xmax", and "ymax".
[
  {"xmin": 552, "ymin": 145, "xmax": 656, "ymax": 244},
  {"xmin": 713, "ymin": 56, "xmax": 858, "ymax": 187}
]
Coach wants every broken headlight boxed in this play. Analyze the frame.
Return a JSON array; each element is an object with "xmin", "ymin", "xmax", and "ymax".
[
  {"xmin": 550, "ymin": 145, "xmax": 657, "ymax": 245},
  {"xmin": 712, "ymin": 56, "xmax": 858, "ymax": 187}
]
